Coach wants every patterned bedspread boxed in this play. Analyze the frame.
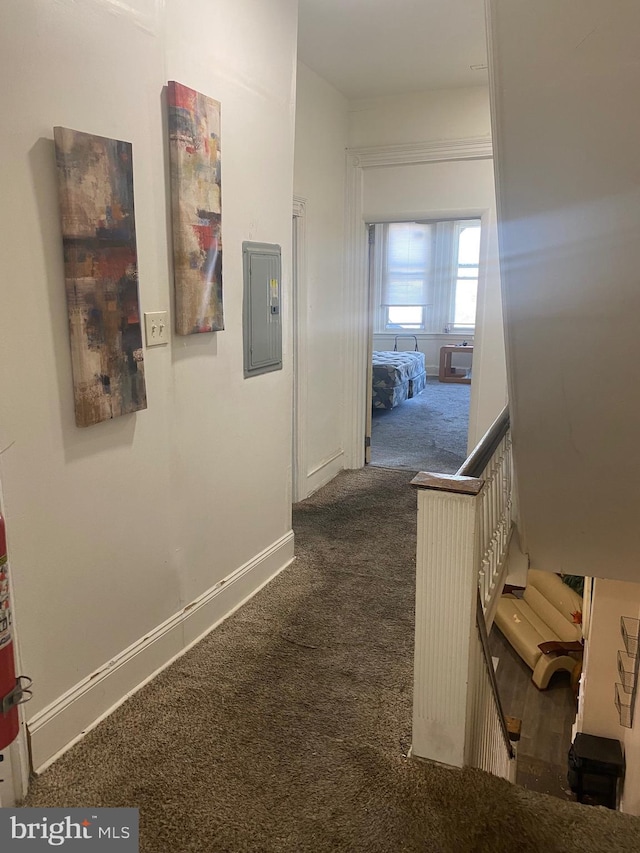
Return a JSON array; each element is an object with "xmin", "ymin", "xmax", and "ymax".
[{"xmin": 372, "ymin": 350, "xmax": 426, "ymax": 410}]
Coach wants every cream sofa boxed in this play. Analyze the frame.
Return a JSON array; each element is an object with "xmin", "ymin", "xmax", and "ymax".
[{"xmin": 495, "ymin": 569, "xmax": 583, "ymax": 689}]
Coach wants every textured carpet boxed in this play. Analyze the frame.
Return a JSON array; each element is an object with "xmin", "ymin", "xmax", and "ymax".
[
  {"xmin": 370, "ymin": 377, "xmax": 471, "ymax": 473},
  {"xmin": 24, "ymin": 468, "xmax": 640, "ymax": 852}
]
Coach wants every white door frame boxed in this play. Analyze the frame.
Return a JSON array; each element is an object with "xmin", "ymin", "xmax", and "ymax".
[
  {"xmin": 343, "ymin": 137, "xmax": 494, "ymax": 469},
  {"xmin": 291, "ymin": 196, "xmax": 308, "ymax": 503}
]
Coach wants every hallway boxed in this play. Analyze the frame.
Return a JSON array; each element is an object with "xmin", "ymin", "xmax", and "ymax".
[{"xmin": 24, "ymin": 469, "xmax": 640, "ymax": 852}]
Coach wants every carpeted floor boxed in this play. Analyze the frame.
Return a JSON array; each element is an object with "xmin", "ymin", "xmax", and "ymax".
[
  {"xmin": 370, "ymin": 377, "xmax": 470, "ymax": 473},
  {"xmin": 24, "ymin": 468, "xmax": 640, "ymax": 852}
]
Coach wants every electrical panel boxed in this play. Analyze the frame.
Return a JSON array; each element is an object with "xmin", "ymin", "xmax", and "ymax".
[{"xmin": 242, "ymin": 242, "xmax": 282, "ymax": 378}]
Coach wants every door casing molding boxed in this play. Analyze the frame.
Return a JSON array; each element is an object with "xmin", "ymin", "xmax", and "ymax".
[
  {"xmin": 292, "ymin": 196, "xmax": 308, "ymax": 502},
  {"xmin": 343, "ymin": 136, "xmax": 494, "ymax": 469}
]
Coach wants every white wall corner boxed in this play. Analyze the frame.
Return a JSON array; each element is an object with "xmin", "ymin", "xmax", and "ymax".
[
  {"xmin": 343, "ymin": 152, "xmax": 368, "ymax": 469},
  {"xmin": 292, "ymin": 196, "xmax": 308, "ymax": 503},
  {"xmin": 306, "ymin": 450, "xmax": 344, "ymax": 498}
]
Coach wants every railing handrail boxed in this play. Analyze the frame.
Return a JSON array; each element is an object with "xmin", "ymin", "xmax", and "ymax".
[
  {"xmin": 411, "ymin": 404, "xmax": 514, "ymax": 774},
  {"xmin": 474, "ymin": 587, "xmax": 514, "ymax": 760},
  {"xmin": 457, "ymin": 406, "xmax": 510, "ymax": 479}
]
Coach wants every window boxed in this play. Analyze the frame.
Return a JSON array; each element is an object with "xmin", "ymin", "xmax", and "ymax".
[
  {"xmin": 374, "ymin": 218, "xmax": 481, "ymax": 334},
  {"xmin": 386, "ymin": 306, "xmax": 424, "ymax": 329},
  {"xmin": 452, "ymin": 223, "xmax": 481, "ymax": 329},
  {"xmin": 381, "ymin": 222, "xmax": 432, "ymax": 330}
]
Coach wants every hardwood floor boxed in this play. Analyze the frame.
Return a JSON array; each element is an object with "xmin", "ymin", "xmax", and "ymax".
[{"xmin": 490, "ymin": 625, "xmax": 578, "ymax": 801}]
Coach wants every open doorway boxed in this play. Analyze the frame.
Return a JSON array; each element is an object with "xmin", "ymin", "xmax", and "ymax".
[{"xmin": 366, "ymin": 217, "xmax": 481, "ymax": 473}]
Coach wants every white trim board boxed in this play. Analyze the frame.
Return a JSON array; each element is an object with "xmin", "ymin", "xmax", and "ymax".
[
  {"xmin": 343, "ymin": 136, "xmax": 493, "ymax": 470},
  {"xmin": 306, "ymin": 450, "xmax": 344, "ymax": 497},
  {"xmin": 350, "ymin": 137, "xmax": 493, "ymax": 169},
  {"xmin": 292, "ymin": 196, "xmax": 309, "ymax": 502},
  {"xmin": 343, "ymin": 153, "xmax": 367, "ymax": 469},
  {"xmin": 28, "ymin": 531, "xmax": 295, "ymax": 773}
]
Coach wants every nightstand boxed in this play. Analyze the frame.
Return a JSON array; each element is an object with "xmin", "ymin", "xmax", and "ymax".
[
  {"xmin": 568, "ymin": 732, "xmax": 625, "ymax": 809},
  {"xmin": 439, "ymin": 344, "xmax": 473, "ymax": 384}
]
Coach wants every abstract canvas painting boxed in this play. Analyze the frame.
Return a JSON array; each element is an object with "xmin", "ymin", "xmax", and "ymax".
[
  {"xmin": 167, "ymin": 81, "xmax": 223, "ymax": 335},
  {"xmin": 54, "ymin": 127, "xmax": 147, "ymax": 427}
]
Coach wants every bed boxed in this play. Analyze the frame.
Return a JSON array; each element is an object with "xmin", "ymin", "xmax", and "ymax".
[{"xmin": 372, "ymin": 342, "xmax": 427, "ymax": 410}]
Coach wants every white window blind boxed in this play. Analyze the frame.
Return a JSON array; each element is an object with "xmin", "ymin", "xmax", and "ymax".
[
  {"xmin": 373, "ymin": 218, "xmax": 481, "ymax": 333},
  {"xmin": 381, "ymin": 222, "xmax": 432, "ymax": 306}
]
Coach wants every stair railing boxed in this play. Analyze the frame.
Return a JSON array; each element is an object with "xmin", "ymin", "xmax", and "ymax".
[
  {"xmin": 458, "ymin": 410, "xmax": 513, "ymax": 625},
  {"xmin": 467, "ymin": 589, "xmax": 515, "ymax": 777},
  {"xmin": 411, "ymin": 406, "xmax": 516, "ymax": 777}
]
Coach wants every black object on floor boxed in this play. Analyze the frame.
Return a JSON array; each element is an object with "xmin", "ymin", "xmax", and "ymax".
[{"xmin": 568, "ymin": 732, "xmax": 625, "ymax": 809}]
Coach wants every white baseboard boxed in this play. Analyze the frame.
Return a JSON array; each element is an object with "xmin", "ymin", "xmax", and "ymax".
[
  {"xmin": 27, "ymin": 531, "xmax": 295, "ymax": 773},
  {"xmin": 306, "ymin": 450, "xmax": 344, "ymax": 496}
]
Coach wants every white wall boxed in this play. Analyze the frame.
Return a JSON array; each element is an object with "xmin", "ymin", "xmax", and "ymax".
[
  {"xmin": 349, "ymin": 88, "xmax": 492, "ymax": 149},
  {"xmin": 0, "ymin": 0, "xmax": 297, "ymax": 770},
  {"xmin": 487, "ymin": 0, "xmax": 640, "ymax": 581},
  {"xmin": 578, "ymin": 579, "xmax": 640, "ymax": 814},
  {"xmin": 293, "ymin": 63, "xmax": 348, "ymax": 497}
]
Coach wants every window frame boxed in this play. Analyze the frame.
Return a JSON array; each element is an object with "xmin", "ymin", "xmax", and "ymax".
[
  {"xmin": 372, "ymin": 216, "xmax": 483, "ymax": 336},
  {"xmin": 383, "ymin": 304, "xmax": 426, "ymax": 331},
  {"xmin": 448, "ymin": 219, "xmax": 482, "ymax": 332}
]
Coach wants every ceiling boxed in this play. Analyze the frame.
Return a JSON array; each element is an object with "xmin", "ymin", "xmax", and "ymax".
[{"xmin": 297, "ymin": 0, "xmax": 489, "ymax": 100}]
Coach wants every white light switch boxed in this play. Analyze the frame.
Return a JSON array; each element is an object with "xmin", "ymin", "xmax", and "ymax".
[{"xmin": 144, "ymin": 311, "xmax": 169, "ymax": 347}]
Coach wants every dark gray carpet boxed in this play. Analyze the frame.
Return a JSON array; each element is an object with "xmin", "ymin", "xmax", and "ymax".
[
  {"xmin": 371, "ymin": 377, "xmax": 471, "ymax": 473},
  {"xmin": 24, "ymin": 468, "xmax": 640, "ymax": 852}
]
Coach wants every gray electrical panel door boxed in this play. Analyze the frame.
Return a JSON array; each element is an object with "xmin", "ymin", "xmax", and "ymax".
[{"xmin": 243, "ymin": 242, "xmax": 282, "ymax": 378}]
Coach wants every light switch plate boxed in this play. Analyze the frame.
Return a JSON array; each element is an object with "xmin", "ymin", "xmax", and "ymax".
[{"xmin": 144, "ymin": 311, "xmax": 169, "ymax": 347}]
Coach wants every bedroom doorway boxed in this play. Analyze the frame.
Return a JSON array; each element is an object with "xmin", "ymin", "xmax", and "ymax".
[{"xmin": 366, "ymin": 217, "xmax": 480, "ymax": 473}]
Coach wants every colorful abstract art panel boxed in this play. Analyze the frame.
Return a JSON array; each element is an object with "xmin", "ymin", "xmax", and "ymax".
[
  {"xmin": 54, "ymin": 127, "xmax": 147, "ymax": 427},
  {"xmin": 167, "ymin": 81, "xmax": 223, "ymax": 335}
]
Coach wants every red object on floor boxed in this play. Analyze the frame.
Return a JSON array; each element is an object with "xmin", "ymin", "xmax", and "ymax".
[{"xmin": 0, "ymin": 514, "xmax": 19, "ymax": 750}]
